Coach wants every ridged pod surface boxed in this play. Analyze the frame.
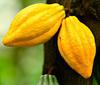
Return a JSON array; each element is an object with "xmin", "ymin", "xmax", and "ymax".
[
  {"xmin": 37, "ymin": 74, "xmax": 59, "ymax": 85},
  {"xmin": 58, "ymin": 16, "xmax": 96, "ymax": 78},
  {"xmin": 3, "ymin": 3, "xmax": 65, "ymax": 46}
]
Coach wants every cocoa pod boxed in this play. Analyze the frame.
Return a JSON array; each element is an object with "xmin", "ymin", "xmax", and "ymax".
[
  {"xmin": 37, "ymin": 74, "xmax": 59, "ymax": 85},
  {"xmin": 3, "ymin": 3, "xmax": 65, "ymax": 46},
  {"xmin": 58, "ymin": 16, "xmax": 96, "ymax": 78}
]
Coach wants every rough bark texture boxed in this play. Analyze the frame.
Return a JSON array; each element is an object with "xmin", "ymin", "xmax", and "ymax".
[{"xmin": 43, "ymin": 0, "xmax": 100, "ymax": 85}]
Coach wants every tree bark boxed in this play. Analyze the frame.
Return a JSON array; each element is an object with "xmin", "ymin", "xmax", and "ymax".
[{"xmin": 43, "ymin": 0, "xmax": 100, "ymax": 85}]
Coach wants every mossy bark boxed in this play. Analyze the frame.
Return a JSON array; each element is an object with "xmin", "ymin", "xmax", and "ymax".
[{"xmin": 43, "ymin": 0, "xmax": 100, "ymax": 85}]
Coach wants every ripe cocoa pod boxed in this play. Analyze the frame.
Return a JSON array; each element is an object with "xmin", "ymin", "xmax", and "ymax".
[
  {"xmin": 58, "ymin": 16, "xmax": 96, "ymax": 78},
  {"xmin": 37, "ymin": 74, "xmax": 59, "ymax": 85},
  {"xmin": 3, "ymin": 3, "xmax": 65, "ymax": 46}
]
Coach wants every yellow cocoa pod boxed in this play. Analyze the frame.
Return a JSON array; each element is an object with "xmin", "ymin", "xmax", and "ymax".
[
  {"xmin": 3, "ymin": 3, "xmax": 65, "ymax": 46},
  {"xmin": 58, "ymin": 16, "xmax": 96, "ymax": 78}
]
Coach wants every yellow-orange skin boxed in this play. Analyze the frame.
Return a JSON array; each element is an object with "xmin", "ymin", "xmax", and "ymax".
[
  {"xmin": 58, "ymin": 16, "xmax": 96, "ymax": 78},
  {"xmin": 2, "ymin": 2, "xmax": 96, "ymax": 78},
  {"xmin": 3, "ymin": 3, "xmax": 65, "ymax": 46}
]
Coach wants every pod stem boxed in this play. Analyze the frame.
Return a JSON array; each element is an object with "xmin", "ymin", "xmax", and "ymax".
[{"xmin": 46, "ymin": 0, "xmax": 71, "ymax": 17}]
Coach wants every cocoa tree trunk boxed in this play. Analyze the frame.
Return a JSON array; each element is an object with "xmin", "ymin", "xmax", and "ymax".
[{"xmin": 43, "ymin": 0, "xmax": 100, "ymax": 85}]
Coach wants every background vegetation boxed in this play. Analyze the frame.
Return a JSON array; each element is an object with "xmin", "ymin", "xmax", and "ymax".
[{"xmin": 0, "ymin": 0, "xmax": 45, "ymax": 85}]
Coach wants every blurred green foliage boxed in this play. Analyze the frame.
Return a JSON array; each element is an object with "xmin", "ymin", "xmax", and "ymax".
[
  {"xmin": 0, "ymin": 0, "xmax": 45, "ymax": 85},
  {"xmin": 0, "ymin": 44, "xmax": 44, "ymax": 85},
  {"xmin": 20, "ymin": 0, "xmax": 45, "ymax": 7}
]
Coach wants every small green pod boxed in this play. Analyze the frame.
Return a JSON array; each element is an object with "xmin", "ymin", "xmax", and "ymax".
[{"xmin": 37, "ymin": 74, "xmax": 59, "ymax": 85}]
